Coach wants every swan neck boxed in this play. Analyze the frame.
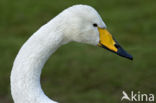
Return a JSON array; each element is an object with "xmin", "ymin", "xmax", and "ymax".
[{"xmin": 11, "ymin": 22, "xmax": 62, "ymax": 103}]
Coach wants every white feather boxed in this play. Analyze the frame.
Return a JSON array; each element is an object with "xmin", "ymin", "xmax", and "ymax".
[{"xmin": 11, "ymin": 4, "xmax": 106, "ymax": 103}]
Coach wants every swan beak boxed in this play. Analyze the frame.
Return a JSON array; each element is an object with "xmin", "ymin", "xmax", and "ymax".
[{"xmin": 98, "ymin": 28, "xmax": 133, "ymax": 60}]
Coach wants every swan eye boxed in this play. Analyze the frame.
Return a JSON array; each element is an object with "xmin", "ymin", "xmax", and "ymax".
[{"xmin": 93, "ymin": 23, "xmax": 98, "ymax": 27}]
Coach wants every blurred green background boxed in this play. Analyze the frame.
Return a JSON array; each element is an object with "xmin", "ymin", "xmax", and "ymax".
[{"xmin": 0, "ymin": 0, "xmax": 156, "ymax": 103}]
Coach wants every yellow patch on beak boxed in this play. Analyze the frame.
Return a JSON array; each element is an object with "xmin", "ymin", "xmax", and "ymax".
[{"xmin": 98, "ymin": 28, "xmax": 117, "ymax": 52}]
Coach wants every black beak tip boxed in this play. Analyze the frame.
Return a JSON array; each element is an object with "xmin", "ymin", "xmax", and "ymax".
[
  {"xmin": 117, "ymin": 47, "xmax": 133, "ymax": 61},
  {"xmin": 127, "ymin": 54, "xmax": 133, "ymax": 60},
  {"xmin": 100, "ymin": 43, "xmax": 133, "ymax": 60}
]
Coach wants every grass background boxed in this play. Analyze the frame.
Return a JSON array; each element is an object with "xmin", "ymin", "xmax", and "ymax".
[{"xmin": 0, "ymin": 0, "xmax": 156, "ymax": 103}]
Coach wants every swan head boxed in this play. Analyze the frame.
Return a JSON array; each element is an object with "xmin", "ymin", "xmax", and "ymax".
[{"xmin": 60, "ymin": 5, "xmax": 133, "ymax": 60}]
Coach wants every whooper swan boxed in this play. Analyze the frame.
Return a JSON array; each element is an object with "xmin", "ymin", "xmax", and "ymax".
[{"xmin": 11, "ymin": 5, "xmax": 133, "ymax": 103}]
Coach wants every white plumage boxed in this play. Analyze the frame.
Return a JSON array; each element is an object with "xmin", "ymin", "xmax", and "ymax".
[{"xmin": 11, "ymin": 5, "xmax": 106, "ymax": 103}]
